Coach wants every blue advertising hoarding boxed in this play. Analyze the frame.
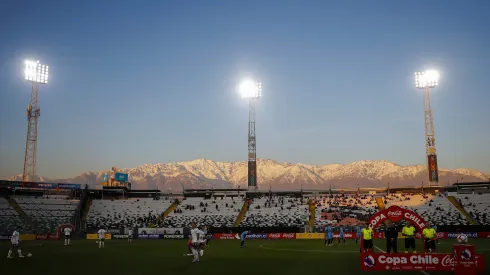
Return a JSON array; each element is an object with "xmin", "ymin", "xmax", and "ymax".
[
  {"xmin": 0, "ymin": 181, "xmax": 80, "ymax": 190},
  {"xmin": 115, "ymin": 173, "xmax": 129, "ymax": 182}
]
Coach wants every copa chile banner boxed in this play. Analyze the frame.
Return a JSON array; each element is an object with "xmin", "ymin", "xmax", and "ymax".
[{"xmin": 361, "ymin": 253, "xmax": 485, "ymax": 273}]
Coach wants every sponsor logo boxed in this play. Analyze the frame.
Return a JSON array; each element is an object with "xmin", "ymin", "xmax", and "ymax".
[
  {"xmin": 245, "ymin": 233, "xmax": 268, "ymax": 239},
  {"xmin": 387, "ymin": 208, "xmax": 403, "ymax": 222},
  {"xmin": 107, "ymin": 229, "xmax": 121, "ymax": 234},
  {"xmin": 268, "ymin": 233, "xmax": 281, "ymax": 239},
  {"xmin": 364, "ymin": 255, "xmax": 376, "ymax": 268},
  {"xmin": 138, "ymin": 234, "xmax": 148, "ymax": 239},
  {"xmin": 267, "ymin": 233, "xmax": 296, "ymax": 239},
  {"xmin": 0, "ymin": 235, "xmax": 11, "ymax": 240},
  {"xmin": 213, "ymin": 233, "xmax": 235, "ymax": 240},
  {"xmin": 112, "ymin": 234, "xmax": 129, "ymax": 239},
  {"xmin": 163, "ymin": 234, "xmax": 184, "ymax": 239},
  {"xmin": 447, "ymin": 232, "xmax": 478, "ymax": 238},
  {"xmin": 333, "ymin": 233, "xmax": 354, "ymax": 239},
  {"xmin": 441, "ymin": 255, "xmax": 456, "ymax": 267},
  {"xmin": 378, "ymin": 255, "xmax": 440, "ymax": 265},
  {"xmin": 36, "ymin": 234, "xmax": 48, "ymax": 240},
  {"xmin": 461, "ymin": 249, "xmax": 472, "ymax": 261}
]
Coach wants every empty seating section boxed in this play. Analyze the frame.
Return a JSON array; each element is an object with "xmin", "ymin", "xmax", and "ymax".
[
  {"xmin": 0, "ymin": 198, "xmax": 29, "ymax": 234},
  {"xmin": 87, "ymin": 198, "xmax": 173, "ymax": 229},
  {"xmin": 452, "ymin": 193, "xmax": 490, "ymax": 225},
  {"xmin": 163, "ymin": 197, "xmax": 240, "ymax": 227},
  {"xmin": 239, "ymin": 196, "xmax": 309, "ymax": 227},
  {"xmin": 383, "ymin": 193, "xmax": 467, "ymax": 226},
  {"xmin": 14, "ymin": 196, "xmax": 80, "ymax": 233},
  {"xmin": 314, "ymin": 195, "xmax": 377, "ymax": 226}
]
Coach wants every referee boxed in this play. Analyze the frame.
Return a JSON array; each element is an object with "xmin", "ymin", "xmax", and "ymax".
[
  {"xmin": 422, "ymin": 222, "xmax": 437, "ymax": 253},
  {"xmin": 402, "ymin": 221, "xmax": 416, "ymax": 253},
  {"xmin": 362, "ymin": 224, "xmax": 374, "ymax": 253},
  {"xmin": 385, "ymin": 221, "xmax": 398, "ymax": 253}
]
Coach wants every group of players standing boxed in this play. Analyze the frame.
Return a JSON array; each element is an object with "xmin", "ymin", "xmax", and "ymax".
[
  {"xmin": 186, "ymin": 223, "xmax": 211, "ymax": 263},
  {"xmin": 323, "ymin": 221, "xmax": 439, "ymax": 254}
]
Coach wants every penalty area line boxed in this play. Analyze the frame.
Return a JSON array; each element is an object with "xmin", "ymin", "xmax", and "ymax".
[
  {"xmin": 259, "ymin": 244, "xmax": 359, "ymax": 253},
  {"xmin": 374, "ymin": 246, "xmax": 430, "ymax": 275}
]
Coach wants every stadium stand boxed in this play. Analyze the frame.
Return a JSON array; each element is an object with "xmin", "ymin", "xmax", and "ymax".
[
  {"xmin": 14, "ymin": 195, "xmax": 80, "ymax": 233},
  {"xmin": 314, "ymin": 195, "xmax": 378, "ymax": 226},
  {"xmin": 451, "ymin": 193, "xmax": 490, "ymax": 225},
  {"xmin": 239, "ymin": 196, "xmax": 309, "ymax": 227},
  {"xmin": 162, "ymin": 197, "xmax": 240, "ymax": 227},
  {"xmin": 0, "ymin": 197, "xmax": 32, "ymax": 234},
  {"xmin": 383, "ymin": 193, "xmax": 468, "ymax": 226},
  {"xmin": 86, "ymin": 198, "xmax": 173, "ymax": 229}
]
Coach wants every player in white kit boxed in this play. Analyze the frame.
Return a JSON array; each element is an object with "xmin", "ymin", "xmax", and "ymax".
[
  {"xmin": 7, "ymin": 227, "xmax": 24, "ymax": 258},
  {"xmin": 189, "ymin": 223, "xmax": 200, "ymax": 263},
  {"xmin": 128, "ymin": 227, "xmax": 133, "ymax": 243},
  {"xmin": 98, "ymin": 228, "xmax": 106, "ymax": 248},
  {"xmin": 198, "ymin": 226, "xmax": 206, "ymax": 257},
  {"xmin": 64, "ymin": 227, "xmax": 72, "ymax": 246}
]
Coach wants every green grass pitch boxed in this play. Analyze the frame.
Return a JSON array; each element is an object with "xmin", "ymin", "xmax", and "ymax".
[{"xmin": 1, "ymin": 239, "xmax": 489, "ymax": 275}]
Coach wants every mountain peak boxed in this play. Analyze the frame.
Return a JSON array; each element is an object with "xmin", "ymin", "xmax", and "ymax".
[{"xmin": 5, "ymin": 158, "xmax": 489, "ymax": 190}]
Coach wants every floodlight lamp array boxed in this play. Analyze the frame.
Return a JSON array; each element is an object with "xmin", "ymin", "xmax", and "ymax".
[
  {"xmin": 240, "ymin": 81, "xmax": 262, "ymax": 99},
  {"xmin": 414, "ymin": 71, "xmax": 439, "ymax": 88},
  {"xmin": 25, "ymin": 60, "xmax": 49, "ymax": 84}
]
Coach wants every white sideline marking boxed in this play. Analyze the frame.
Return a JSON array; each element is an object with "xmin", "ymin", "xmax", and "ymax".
[
  {"xmin": 259, "ymin": 244, "xmax": 359, "ymax": 253},
  {"xmin": 374, "ymin": 246, "xmax": 430, "ymax": 275}
]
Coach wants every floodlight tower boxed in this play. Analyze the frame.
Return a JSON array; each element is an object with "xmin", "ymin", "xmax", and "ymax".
[
  {"xmin": 22, "ymin": 60, "xmax": 49, "ymax": 182},
  {"xmin": 414, "ymin": 70, "xmax": 439, "ymax": 186},
  {"xmin": 239, "ymin": 80, "xmax": 262, "ymax": 192}
]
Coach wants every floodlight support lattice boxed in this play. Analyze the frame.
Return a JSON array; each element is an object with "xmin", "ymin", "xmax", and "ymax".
[
  {"xmin": 22, "ymin": 82, "xmax": 40, "ymax": 182},
  {"xmin": 424, "ymin": 87, "xmax": 438, "ymax": 186},
  {"xmin": 248, "ymin": 98, "xmax": 257, "ymax": 191}
]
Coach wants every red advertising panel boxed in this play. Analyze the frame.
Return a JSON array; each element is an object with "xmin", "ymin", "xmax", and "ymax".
[
  {"xmin": 267, "ymin": 233, "xmax": 296, "ymax": 239},
  {"xmin": 332, "ymin": 232, "xmax": 356, "ymax": 239},
  {"xmin": 477, "ymin": 232, "xmax": 490, "ymax": 238},
  {"xmin": 361, "ymin": 253, "xmax": 485, "ymax": 273},
  {"xmin": 213, "ymin": 233, "xmax": 236, "ymax": 240}
]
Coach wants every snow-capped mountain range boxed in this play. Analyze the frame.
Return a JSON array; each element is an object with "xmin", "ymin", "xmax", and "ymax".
[{"xmin": 5, "ymin": 159, "xmax": 489, "ymax": 191}]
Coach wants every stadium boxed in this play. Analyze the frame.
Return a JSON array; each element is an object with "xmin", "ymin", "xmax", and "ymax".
[
  {"xmin": 2, "ymin": 2, "xmax": 490, "ymax": 275},
  {"xmin": 1, "ymin": 179, "xmax": 489, "ymax": 275}
]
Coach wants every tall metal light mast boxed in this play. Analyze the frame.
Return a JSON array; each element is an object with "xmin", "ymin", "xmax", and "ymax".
[
  {"xmin": 239, "ymin": 80, "xmax": 262, "ymax": 192},
  {"xmin": 415, "ymin": 70, "xmax": 440, "ymax": 186},
  {"xmin": 23, "ymin": 60, "xmax": 49, "ymax": 182}
]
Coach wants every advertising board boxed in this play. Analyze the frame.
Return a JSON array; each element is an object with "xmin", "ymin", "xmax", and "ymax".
[
  {"xmin": 213, "ymin": 233, "xmax": 235, "ymax": 240},
  {"xmin": 115, "ymin": 173, "xmax": 129, "ymax": 182},
  {"xmin": 361, "ymin": 253, "xmax": 485, "ymax": 273},
  {"xmin": 137, "ymin": 234, "xmax": 163, "ymax": 239},
  {"xmin": 267, "ymin": 233, "xmax": 296, "ymax": 239},
  {"xmin": 296, "ymin": 233, "xmax": 324, "ymax": 240},
  {"xmin": 163, "ymin": 234, "xmax": 184, "ymax": 239},
  {"xmin": 112, "ymin": 234, "xmax": 129, "ymax": 239},
  {"xmin": 86, "ymin": 234, "xmax": 112, "ymax": 240}
]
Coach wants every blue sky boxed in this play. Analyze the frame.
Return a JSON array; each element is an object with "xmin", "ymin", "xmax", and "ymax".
[{"xmin": 1, "ymin": 0, "xmax": 489, "ymax": 179}]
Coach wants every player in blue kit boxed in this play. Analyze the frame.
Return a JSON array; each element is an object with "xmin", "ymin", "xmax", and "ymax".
[
  {"xmin": 338, "ymin": 226, "xmax": 346, "ymax": 245},
  {"xmin": 324, "ymin": 225, "xmax": 333, "ymax": 246},
  {"xmin": 240, "ymin": 230, "xmax": 250, "ymax": 248},
  {"xmin": 355, "ymin": 224, "xmax": 362, "ymax": 244}
]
